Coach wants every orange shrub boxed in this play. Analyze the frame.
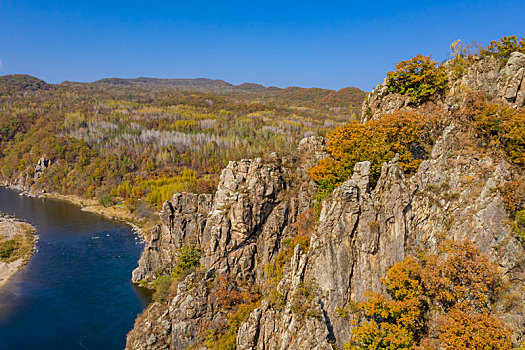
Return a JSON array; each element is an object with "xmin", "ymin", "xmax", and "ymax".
[
  {"xmin": 500, "ymin": 179, "xmax": 525, "ymax": 213},
  {"xmin": 347, "ymin": 240, "xmax": 511, "ymax": 349},
  {"xmin": 471, "ymin": 103, "xmax": 525, "ymax": 165},
  {"xmin": 210, "ymin": 275, "xmax": 260, "ymax": 312},
  {"xmin": 421, "ymin": 240, "xmax": 503, "ymax": 312},
  {"xmin": 309, "ymin": 111, "xmax": 435, "ymax": 206},
  {"xmin": 439, "ymin": 308, "xmax": 513, "ymax": 350}
]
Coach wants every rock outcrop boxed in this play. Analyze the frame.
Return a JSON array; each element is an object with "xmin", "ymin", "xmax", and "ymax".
[
  {"xmin": 127, "ymin": 140, "xmax": 327, "ymax": 350},
  {"xmin": 132, "ymin": 193, "xmax": 213, "ymax": 282},
  {"xmin": 127, "ymin": 54, "xmax": 525, "ymax": 350},
  {"xmin": 362, "ymin": 52, "xmax": 525, "ymax": 121},
  {"xmin": 3, "ymin": 156, "xmax": 55, "ymax": 194},
  {"xmin": 34, "ymin": 157, "xmax": 54, "ymax": 179},
  {"xmin": 127, "ymin": 130, "xmax": 524, "ymax": 349},
  {"xmin": 498, "ymin": 52, "xmax": 525, "ymax": 105}
]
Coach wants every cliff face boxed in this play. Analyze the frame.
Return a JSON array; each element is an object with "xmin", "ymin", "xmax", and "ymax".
[
  {"xmin": 132, "ymin": 193, "xmax": 213, "ymax": 283},
  {"xmin": 127, "ymin": 55, "xmax": 525, "ymax": 349},
  {"xmin": 2, "ymin": 157, "xmax": 55, "ymax": 194},
  {"xmin": 304, "ymin": 128, "xmax": 523, "ymax": 347},
  {"xmin": 127, "ymin": 144, "xmax": 325, "ymax": 349}
]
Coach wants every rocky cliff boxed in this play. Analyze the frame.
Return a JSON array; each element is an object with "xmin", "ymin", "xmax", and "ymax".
[
  {"xmin": 362, "ymin": 51, "xmax": 525, "ymax": 121},
  {"xmin": 2, "ymin": 157, "xmax": 55, "ymax": 194},
  {"xmin": 127, "ymin": 53, "xmax": 525, "ymax": 349}
]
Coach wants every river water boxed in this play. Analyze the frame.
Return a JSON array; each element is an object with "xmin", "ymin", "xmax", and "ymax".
[{"xmin": 0, "ymin": 187, "xmax": 150, "ymax": 349}]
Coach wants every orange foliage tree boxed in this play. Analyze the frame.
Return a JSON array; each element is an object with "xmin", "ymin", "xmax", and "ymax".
[
  {"xmin": 308, "ymin": 111, "xmax": 436, "ymax": 206},
  {"xmin": 347, "ymin": 240, "xmax": 513, "ymax": 350},
  {"xmin": 438, "ymin": 308, "xmax": 513, "ymax": 350},
  {"xmin": 421, "ymin": 240, "xmax": 503, "ymax": 312},
  {"xmin": 471, "ymin": 103, "xmax": 525, "ymax": 165}
]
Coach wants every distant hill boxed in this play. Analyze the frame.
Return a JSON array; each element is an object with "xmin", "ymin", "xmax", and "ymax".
[
  {"xmin": 234, "ymin": 82, "xmax": 266, "ymax": 92},
  {"xmin": 91, "ymin": 77, "xmax": 366, "ymax": 107},
  {"xmin": 95, "ymin": 77, "xmax": 234, "ymax": 90},
  {"xmin": 0, "ymin": 74, "xmax": 366, "ymax": 113},
  {"xmin": 0, "ymin": 75, "xmax": 51, "ymax": 96},
  {"xmin": 322, "ymin": 87, "xmax": 366, "ymax": 107},
  {"xmin": 259, "ymin": 86, "xmax": 367, "ymax": 110}
]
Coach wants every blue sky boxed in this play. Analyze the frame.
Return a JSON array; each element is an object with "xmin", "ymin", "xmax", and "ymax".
[{"xmin": 0, "ymin": 0, "xmax": 523, "ymax": 90}]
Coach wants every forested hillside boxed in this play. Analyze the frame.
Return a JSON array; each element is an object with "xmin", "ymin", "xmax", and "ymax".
[{"xmin": 0, "ymin": 76, "xmax": 365, "ymax": 216}]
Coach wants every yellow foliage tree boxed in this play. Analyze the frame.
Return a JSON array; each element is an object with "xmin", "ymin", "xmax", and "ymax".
[
  {"xmin": 386, "ymin": 54, "xmax": 448, "ymax": 104},
  {"xmin": 481, "ymin": 35, "xmax": 525, "ymax": 59},
  {"xmin": 346, "ymin": 257, "xmax": 426, "ymax": 350}
]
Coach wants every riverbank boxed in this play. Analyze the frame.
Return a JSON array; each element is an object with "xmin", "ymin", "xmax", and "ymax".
[
  {"xmin": 2, "ymin": 183, "xmax": 155, "ymax": 240},
  {"xmin": 0, "ymin": 216, "xmax": 36, "ymax": 287},
  {"xmin": 41, "ymin": 192, "xmax": 147, "ymax": 232},
  {"xmin": 0, "ymin": 185, "xmax": 151, "ymax": 349}
]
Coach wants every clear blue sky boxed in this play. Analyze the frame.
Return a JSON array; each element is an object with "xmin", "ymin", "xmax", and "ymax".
[{"xmin": 0, "ymin": 0, "xmax": 523, "ymax": 91}]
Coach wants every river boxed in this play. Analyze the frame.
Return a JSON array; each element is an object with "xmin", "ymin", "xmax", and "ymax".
[{"xmin": 0, "ymin": 186, "xmax": 150, "ymax": 349}]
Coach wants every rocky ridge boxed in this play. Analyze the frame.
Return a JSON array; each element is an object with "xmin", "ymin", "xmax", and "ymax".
[
  {"xmin": 362, "ymin": 51, "xmax": 525, "ymax": 121},
  {"xmin": 2, "ymin": 156, "xmax": 55, "ymax": 196},
  {"xmin": 127, "ymin": 54, "xmax": 525, "ymax": 349}
]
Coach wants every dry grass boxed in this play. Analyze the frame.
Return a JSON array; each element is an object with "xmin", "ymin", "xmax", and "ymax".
[{"xmin": 0, "ymin": 219, "xmax": 36, "ymax": 264}]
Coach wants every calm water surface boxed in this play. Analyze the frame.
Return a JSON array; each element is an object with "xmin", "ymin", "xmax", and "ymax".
[{"xmin": 0, "ymin": 187, "xmax": 150, "ymax": 350}]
